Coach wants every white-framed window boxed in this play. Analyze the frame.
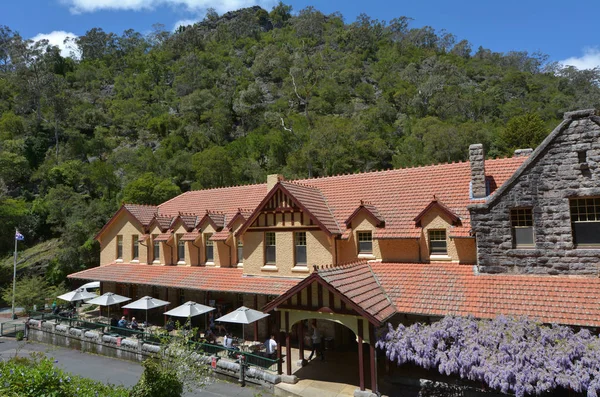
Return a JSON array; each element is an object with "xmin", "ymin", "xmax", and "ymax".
[
  {"xmin": 116, "ymin": 235, "xmax": 123, "ymax": 260},
  {"xmin": 570, "ymin": 197, "xmax": 600, "ymax": 247},
  {"xmin": 265, "ymin": 232, "xmax": 276, "ymax": 264},
  {"xmin": 237, "ymin": 239, "xmax": 243, "ymax": 263},
  {"xmin": 511, "ymin": 208, "xmax": 534, "ymax": 248},
  {"xmin": 357, "ymin": 231, "xmax": 372, "ymax": 254},
  {"xmin": 153, "ymin": 236, "xmax": 160, "ymax": 262},
  {"xmin": 205, "ymin": 234, "xmax": 214, "ymax": 262},
  {"xmin": 132, "ymin": 235, "xmax": 139, "ymax": 260},
  {"xmin": 178, "ymin": 237, "xmax": 185, "ymax": 262},
  {"xmin": 429, "ymin": 230, "xmax": 447, "ymax": 255},
  {"xmin": 295, "ymin": 232, "xmax": 307, "ymax": 265}
]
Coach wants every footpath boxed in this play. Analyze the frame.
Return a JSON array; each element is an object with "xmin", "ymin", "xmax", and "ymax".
[{"xmin": 0, "ymin": 337, "xmax": 274, "ymax": 397}]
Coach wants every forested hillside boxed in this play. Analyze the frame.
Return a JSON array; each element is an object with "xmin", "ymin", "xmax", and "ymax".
[{"xmin": 1, "ymin": 3, "xmax": 599, "ymax": 288}]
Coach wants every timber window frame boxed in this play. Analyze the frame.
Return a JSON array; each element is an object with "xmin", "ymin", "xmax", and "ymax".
[
  {"xmin": 132, "ymin": 235, "xmax": 139, "ymax": 261},
  {"xmin": 152, "ymin": 236, "xmax": 160, "ymax": 263},
  {"xmin": 265, "ymin": 232, "xmax": 276, "ymax": 264},
  {"xmin": 237, "ymin": 239, "xmax": 243, "ymax": 264},
  {"xmin": 205, "ymin": 234, "xmax": 214, "ymax": 263},
  {"xmin": 570, "ymin": 197, "xmax": 600, "ymax": 248},
  {"xmin": 511, "ymin": 208, "xmax": 534, "ymax": 248},
  {"xmin": 357, "ymin": 231, "xmax": 373, "ymax": 254},
  {"xmin": 429, "ymin": 230, "xmax": 447, "ymax": 255},
  {"xmin": 116, "ymin": 235, "xmax": 123, "ymax": 261},
  {"xmin": 177, "ymin": 236, "xmax": 185, "ymax": 263},
  {"xmin": 294, "ymin": 232, "xmax": 307, "ymax": 266}
]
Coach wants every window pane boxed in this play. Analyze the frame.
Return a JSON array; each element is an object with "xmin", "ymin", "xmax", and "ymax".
[
  {"xmin": 237, "ymin": 246, "xmax": 243, "ymax": 263},
  {"xmin": 514, "ymin": 227, "xmax": 534, "ymax": 247},
  {"xmin": 206, "ymin": 245, "xmax": 214, "ymax": 261},
  {"xmin": 266, "ymin": 246, "xmax": 276, "ymax": 263},
  {"xmin": 295, "ymin": 246, "xmax": 307, "ymax": 265},
  {"xmin": 359, "ymin": 241, "xmax": 372, "ymax": 253},
  {"xmin": 178, "ymin": 241, "xmax": 185, "ymax": 261},
  {"xmin": 117, "ymin": 236, "xmax": 123, "ymax": 259},
  {"xmin": 153, "ymin": 242, "xmax": 160, "ymax": 261},
  {"xmin": 573, "ymin": 222, "xmax": 600, "ymax": 246},
  {"xmin": 132, "ymin": 236, "xmax": 139, "ymax": 259}
]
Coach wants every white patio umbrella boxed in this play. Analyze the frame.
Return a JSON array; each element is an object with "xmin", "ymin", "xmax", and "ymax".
[
  {"xmin": 216, "ymin": 306, "xmax": 270, "ymax": 341},
  {"xmin": 122, "ymin": 296, "xmax": 170, "ymax": 324},
  {"xmin": 57, "ymin": 288, "xmax": 97, "ymax": 302},
  {"xmin": 164, "ymin": 301, "xmax": 214, "ymax": 318},
  {"xmin": 86, "ymin": 292, "xmax": 131, "ymax": 320}
]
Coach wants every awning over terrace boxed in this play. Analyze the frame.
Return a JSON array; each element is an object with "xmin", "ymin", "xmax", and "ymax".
[{"xmin": 68, "ymin": 263, "xmax": 300, "ymax": 296}]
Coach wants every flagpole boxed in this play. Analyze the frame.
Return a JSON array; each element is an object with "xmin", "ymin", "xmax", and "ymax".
[{"xmin": 12, "ymin": 228, "xmax": 17, "ymax": 320}]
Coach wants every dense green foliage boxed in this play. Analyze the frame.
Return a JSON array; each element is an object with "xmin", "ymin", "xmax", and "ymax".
[
  {"xmin": 0, "ymin": 4, "xmax": 599, "ymax": 288},
  {"xmin": 131, "ymin": 359, "xmax": 184, "ymax": 397},
  {"xmin": 0, "ymin": 354, "xmax": 130, "ymax": 396},
  {"xmin": 1, "ymin": 275, "xmax": 66, "ymax": 313}
]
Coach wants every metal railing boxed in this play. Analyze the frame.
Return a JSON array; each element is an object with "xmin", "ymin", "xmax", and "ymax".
[
  {"xmin": 28, "ymin": 312, "xmax": 280, "ymax": 372},
  {"xmin": 0, "ymin": 322, "xmax": 25, "ymax": 337}
]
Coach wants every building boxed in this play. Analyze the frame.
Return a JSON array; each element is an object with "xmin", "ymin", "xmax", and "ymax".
[{"xmin": 69, "ymin": 109, "xmax": 600, "ymax": 395}]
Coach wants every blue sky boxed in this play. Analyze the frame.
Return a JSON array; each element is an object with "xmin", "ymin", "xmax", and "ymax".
[{"xmin": 2, "ymin": 0, "xmax": 599, "ymax": 68}]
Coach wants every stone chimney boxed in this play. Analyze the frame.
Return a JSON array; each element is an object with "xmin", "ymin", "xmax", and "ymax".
[
  {"xmin": 469, "ymin": 144, "xmax": 487, "ymax": 199},
  {"xmin": 267, "ymin": 174, "xmax": 284, "ymax": 192}
]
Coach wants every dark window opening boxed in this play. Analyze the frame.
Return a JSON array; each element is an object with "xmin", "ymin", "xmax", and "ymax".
[
  {"xmin": 429, "ymin": 230, "xmax": 447, "ymax": 255},
  {"xmin": 511, "ymin": 208, "xmax": 534, "ymax": 248}
]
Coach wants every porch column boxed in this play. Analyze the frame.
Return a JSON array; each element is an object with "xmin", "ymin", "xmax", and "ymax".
[
  {"xmin": 253, "ymin": 295, "xmax": 259, "ymax": 341},
  {"xmin": 277, "ymin": 311, "xmax": 283, "ymax": 375},
  {"xmin": 357, "ymin": 318, "xmax": 365, "ymax": 391},
  {"xmin": 298, "ymin": 320, "xmax": 304, "ymax": 360},
  {"xmin": 369, "ymin": 323, "xmax": 378, "ymax": 394},
  {"xmin": 285, "ymin": 311, "xmax": 292, "ymax": 376}
]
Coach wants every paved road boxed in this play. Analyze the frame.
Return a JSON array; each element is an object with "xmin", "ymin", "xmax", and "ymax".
[{"xmin": 0, "ymin": 337, "xmax": 274, "ymax": 397}]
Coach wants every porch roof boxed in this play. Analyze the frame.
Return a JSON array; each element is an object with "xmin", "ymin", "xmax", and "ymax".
[{"xmin": 67, "ymin": 263, "xmax": 300, "ymax": 295}]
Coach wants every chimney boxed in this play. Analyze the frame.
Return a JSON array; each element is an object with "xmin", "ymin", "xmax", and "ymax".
[
  {"xmin": 469, "ymin": 144, "xmax": 487, "ymax": 199},
  {"xmin": 267, "ymin": 174, "xmax": 284, "ymax": 192}
]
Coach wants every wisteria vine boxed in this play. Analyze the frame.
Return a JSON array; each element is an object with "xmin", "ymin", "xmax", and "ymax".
[{"xmin": 376, "ymin": 316, "xmax": 600, "ymax": 397}]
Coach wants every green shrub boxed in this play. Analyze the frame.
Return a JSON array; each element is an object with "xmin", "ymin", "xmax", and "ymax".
[
  {"xmin": 0, "ymin": 353, "xmax": 129, "ymax": 397},
  {"xmin": 15, "ymin": 331, "xmax": 23, "ymax": 341},
  {"xmin": 130, "ymin": 359, "xmax": 184, "ymax": 397}
]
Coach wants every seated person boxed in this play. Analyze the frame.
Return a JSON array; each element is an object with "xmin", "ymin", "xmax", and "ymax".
[
  {"xmin": 204, "ymin": 328, "xmax": 217, "ymax": 344},
  {"xmin": 165, "ymin": 318, "xmax": 175, "ymax": 332},
  {"xmin": 223, "ymin": 333, "xmax": 234, "ymax": 349},
  {"xmin": 117, "ymin": 316, "xmax": 127, "ymax": 328},
  {"xmin": 130, "ymin": 317, "xmax": 139, "ymax": 330},
  {"xmin": 265, "ymin": 334, "xmax": 277, "ymax": 358},
  {"xmin": 110, "ymin": 317, "xmax": 118, "ymax": 327}
]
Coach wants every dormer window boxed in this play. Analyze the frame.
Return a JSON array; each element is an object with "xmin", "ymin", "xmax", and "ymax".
[
  {"xmin": 177, "ymin": 238, "xmax": 185, "ymax": 262},
  {"xmin": 205, "ymin": 234, "xmax": 214, "ymax": 263},
  {"xmin": 116, "ymin": 235, "xmax": 123, "ymax": 260},
  {"xmin": 357, "ymin": 231, "xmax": 372, "ymax": 254}
]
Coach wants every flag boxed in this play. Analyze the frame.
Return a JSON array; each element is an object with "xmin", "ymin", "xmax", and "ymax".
[{"xmin": 15, "ymin": 231, "xmax": 24, "ymax": 241}]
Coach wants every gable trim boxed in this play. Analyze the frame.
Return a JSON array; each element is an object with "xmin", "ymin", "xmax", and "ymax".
[
  {"xmin": 413, "ymin": 199, "xmax": 460, "ymax": 227},
  {"xmin": 235, "ymin": 183, "xmax": 337, "ymax": 238}
]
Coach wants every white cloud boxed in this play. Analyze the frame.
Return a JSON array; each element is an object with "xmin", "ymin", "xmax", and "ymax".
[
  {"xmin": 173, "ymin": 18, "xmax": 201, "ymax": 31},
  {"xmin": 31, "ymin": 31, "xmax": 79, "ymax": 58},
  {"xmin": 63, "ymin": 0, "xmax": 275, "ymax": 14},
  {"xmin": 560, "ymin": 47, "xmax": 600, "ymax": 70}
]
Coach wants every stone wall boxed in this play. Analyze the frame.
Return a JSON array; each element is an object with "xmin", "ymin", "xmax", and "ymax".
[{"xmin": 470, "ymin": 110, "xmax": 600, "ymax": 274}]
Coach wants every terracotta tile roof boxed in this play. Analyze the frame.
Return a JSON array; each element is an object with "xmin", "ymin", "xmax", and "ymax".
[
  {"xmin": 180, "ymin": 232, "xmax": 200, "ymax": 241},
  {"xmin": 177, "ymin": 213, "xmax": 199, "ymax": 231},
  {"xmin": 345, "ymin": 201, "xmax": 385, "ymax": 228},
  {"xmin": 154, "ymin": 233, "xmax": 172, "ymax": 242},
  {"xmin": 110, "ymin": 156, "xmax": 524, "ymax": 240},
  {"xmin": 198, "ymin": 211, "xmax": 226, "ymax": 230},
  {"xmin": 124, "ymin": 204, "xmax": 158, "ymax": 226},
  {"xmin": 296, "ymin": 157, "xmax": 526, "ymax": 238},
  {"xmin": 317, "ymin": 262, "xmax": 396, "ymax": 323},
  {"xmin": 152, "ymin": 215, "xmax": 174, "ymax": 232},
  {"xmin": 158, "ymin": 184, "xmax": 267, "ymax": 226},
  {"xmin": 280, "ymin": 181, "xmax": 341, "ymax": 235},
  {"xmin": 370, "ymin": 262, "xmax": 600, "ymax": 328},
  {"xmin": 210, "ymin": 229, "xmax": 231, "ymax": 241},
  {"xmin": 226, "ymin": 209, "xmax": 254, "ymax": 229},
  {"xmin": 68, "ymin": 263, "xmax": 300, "ymax": 295}
]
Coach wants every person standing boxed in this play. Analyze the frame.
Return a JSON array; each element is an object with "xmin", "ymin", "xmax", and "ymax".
[
  {"xmin": 265, "ymin": 334, "xmax": 277, "ymax": 358},
  {"xmin": 308, "ymin": 320, "xmax": 324, "ymax": 361}
]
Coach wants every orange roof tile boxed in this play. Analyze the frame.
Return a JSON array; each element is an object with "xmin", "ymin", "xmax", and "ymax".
[
  {"xmin": 370, "ymin": 262, "xmax": 600, "ymax": 327},
  {"xmin": 124, "ymin": 204, "xmax": 158, "ymax": 226},
  {"xmin": 68, "ymin": 263, "xmax": 300, "ymax": 295},
  {"xmin": 180, "ymin": 232, "xmax": 200, "ymax": 241},
  {"xmin": 154, "ymin": 233, "xmax": 172, "ymax": 242}
]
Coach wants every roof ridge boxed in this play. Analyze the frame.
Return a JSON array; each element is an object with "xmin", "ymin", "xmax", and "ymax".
[{"xmin": 124, "ymin": 203, "xmax": 158, "ymax": 208}]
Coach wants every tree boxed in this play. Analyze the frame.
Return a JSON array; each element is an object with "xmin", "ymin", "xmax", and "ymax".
[
  {"xmin": 122, "ymin": 173, "xmax": 181, "ymax": 205},
  {"xmin": 500, "ymin": 113, "xmax": 548, "ymax": 153},
  {"xmin": 1, "ymin": 275, "xmax": 65, "ymax": 314}
]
